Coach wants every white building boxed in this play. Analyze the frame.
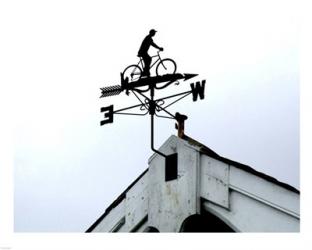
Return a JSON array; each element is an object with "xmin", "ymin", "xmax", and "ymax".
[{"xmin": 86, "ymin": 135, "xmax": 300, "ymax": 232}]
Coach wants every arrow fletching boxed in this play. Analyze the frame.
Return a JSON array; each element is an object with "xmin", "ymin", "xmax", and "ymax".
[{"xmin": 100, "ymin": 85, "xmax": 123, "ymax": 98}]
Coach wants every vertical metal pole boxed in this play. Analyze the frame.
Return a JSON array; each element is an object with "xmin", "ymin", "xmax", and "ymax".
[
  {"xmin": 149, "ymin": 82, "xmax": 178, "ymax": 182},
  {"xmin": 150, "ymin": 83, "xmax": 166, "ymax": 158}
]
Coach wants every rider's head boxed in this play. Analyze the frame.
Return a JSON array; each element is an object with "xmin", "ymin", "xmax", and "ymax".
[{"xmin": 149, "ymin": 29, "xmax": 157, "ymax": 36}]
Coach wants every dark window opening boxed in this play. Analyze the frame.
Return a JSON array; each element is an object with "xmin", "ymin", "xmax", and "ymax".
[
  {"xmin": 143, "ymin": 226, "xmax": 160, "ymax": 232},
  {"xmin": 179, "ymin": 212, "xmax": 235, "ymax": 232},
  {"xmin": 165, "ymin": 153, "xmax": 178, "ymax": 181}
]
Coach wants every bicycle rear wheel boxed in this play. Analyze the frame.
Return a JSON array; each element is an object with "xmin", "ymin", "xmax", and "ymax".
[
  {"xmin": 156, "ymin": 58, "xmax": 177, "ymax": 76},
  {"xmin": 123, "ymin": 65, "xmax": 142, "ymax": 82}
]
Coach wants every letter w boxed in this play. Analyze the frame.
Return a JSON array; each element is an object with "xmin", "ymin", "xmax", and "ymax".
[{"xmin": 190, "ymin": 80, "xmax": 205, "ymax": 101}]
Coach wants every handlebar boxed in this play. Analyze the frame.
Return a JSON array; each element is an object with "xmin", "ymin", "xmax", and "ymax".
[
  {"xmin": 157, "ymin": 49, "xmax": 164, "ymax": 54},
  {"xmin": 149, "ymin": 50, "xmax": 164, "ymax": 58}
]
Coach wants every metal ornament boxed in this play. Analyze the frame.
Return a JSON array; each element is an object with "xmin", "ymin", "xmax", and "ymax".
[{"xmin": 100, "ymin": 71, "xmax": 205, "ymax": 181}]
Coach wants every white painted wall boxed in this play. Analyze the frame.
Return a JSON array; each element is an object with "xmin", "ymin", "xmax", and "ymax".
[
  {"xmin": 147, "ymin": 136, "xmax": 200, "ymax": 232},
  {"xmin": 88, "ymin": 135, "xmax": 299, "ymax": 232}
]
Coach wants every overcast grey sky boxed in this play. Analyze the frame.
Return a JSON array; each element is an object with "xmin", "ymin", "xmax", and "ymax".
[{"xmin": 9, "ymin": 0, "xmax": 299, "ymax": 232}]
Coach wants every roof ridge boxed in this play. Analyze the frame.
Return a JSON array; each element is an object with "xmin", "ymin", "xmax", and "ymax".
[{"xmin": 182, "ymin": 134, "xmax": 299, "ymax": 194}]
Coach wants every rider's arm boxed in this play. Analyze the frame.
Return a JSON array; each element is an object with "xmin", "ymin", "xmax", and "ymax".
[{"xmin": 151, "ymin": 41, "xmax": 163, "ymax": 51}]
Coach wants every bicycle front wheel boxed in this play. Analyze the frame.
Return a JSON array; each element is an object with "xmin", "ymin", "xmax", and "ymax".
[
  {"xmin": 123, "ymin": 65, "xmax": 142, "ymax": 82},
  {"xmin": 156, "ymin": 58, "xmax": 177, "ymax": 76}
]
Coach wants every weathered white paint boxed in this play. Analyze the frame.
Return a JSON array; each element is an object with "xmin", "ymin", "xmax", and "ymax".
[
  {"xmin": 88, "ymin": 135, "xmax": 300, "ymax": 232},
  {"xmin": 200, "ymin": 155, "xmax": 229, "ymax": 209},
  {"xmin": 229, "ymin": 167, "xmax": 299, "ymax": 217},
  {"xmin": 91, "ymin": 199, "xmax": 126, "ymax": 232},
  {"xmin": 147, "ymin": 136, "xmax": 200, "ymax": 232},
  {"xmin": 203, "ymin": 191, "xmax": 299, "ymax": 232},
  {"xmin": 125, "ymin": 173, "xmax": 148, "ymax": 231}
]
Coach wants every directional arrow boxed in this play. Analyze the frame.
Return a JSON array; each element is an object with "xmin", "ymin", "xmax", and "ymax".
[
  {"xmin": 100, "ymin": 73, "xmax": 198, "ymax": 98},
  {"xmin": 123, "ymin": 73, "xmax": 198, "ymax": 90},
  {"xmin": 100, "ymin": 85, "xmax": 123, "ymax": 98}
]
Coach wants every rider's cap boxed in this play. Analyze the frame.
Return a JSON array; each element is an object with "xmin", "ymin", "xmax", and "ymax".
[{"xmin": 149, "ymin": 29, "xmax": 157, "ymax": 34}]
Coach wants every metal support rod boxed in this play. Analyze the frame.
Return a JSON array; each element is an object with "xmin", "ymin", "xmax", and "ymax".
[
  {"xmin": 149, "ymin": 83, "xmax": 167, "ymax": 158},
  {"xmin": 115, "ymin": 111, "xmax": 148, "ymax": 116},
  {"xmin": 154, "ymin": 102, "xmax": 176, "ymax": 119},
  {"xmin": 151, "ymin": 113, "xmax": 166, "ymax": 158},
  {"xmin": 155, "ymin": 113, "xmax": 175, "ymax": 119},
  {"xmin": 155, "ymin": 90, "xmax": 192, "ymax": 102},
  {"xmin": 134, "ymin": 89, "xmax": 179, "ymax": 119},
  {"xmin": 113, "ymin": 103, "xmax": 144, "ymax": 113},
  {"xmin": 131, "ymin": 90, "xmax": 149, "ymax": 110},
  {"xmin": 163, "ymin": 92, "xmax": 191, "ymax": 109},
  {"xmin": 133, "ymin": 89, "xmax": 191, "ymax": 105},
  {"xmin": 131, "ymin": 84, "xmax": 189, "ymax": 158}
]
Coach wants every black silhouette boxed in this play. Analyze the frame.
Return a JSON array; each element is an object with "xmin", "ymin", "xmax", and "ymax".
[
  {"xmin": 100, "ymin": 105, "xmax": 114, "ymax": 125},
  {"xmin": 119, "ymin": 73, "xmax": 198, "ymax": 93},
  {"xmin": 123, "ymin": 51, "xmax": 176, "ymax": 82},
  {"xmin": 100, "ymin": 30, "xmax": 206, "ymax": 182},
  {"xmin": 138, "ymin": 29, "xmax": 163, "ymax": 77},
  {"xmin": 190, "ymin": 80, "xmax": 206, "ymax": 101}
]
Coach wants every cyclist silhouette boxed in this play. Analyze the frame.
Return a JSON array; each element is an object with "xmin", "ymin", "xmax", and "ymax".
[{"xmin": 138, "ymin": 29, "xmax": 163, "ymax": 77}]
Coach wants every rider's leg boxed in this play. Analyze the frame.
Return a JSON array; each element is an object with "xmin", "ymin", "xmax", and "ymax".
[{"xmin": 142, "ymin": 54, "xmax": 151, "ymax": 76}]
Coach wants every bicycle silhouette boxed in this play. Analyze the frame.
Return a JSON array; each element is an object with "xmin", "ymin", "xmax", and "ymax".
[{"xmin": 123, "ymin": 51, "xmax": 177, "ymax": 82}]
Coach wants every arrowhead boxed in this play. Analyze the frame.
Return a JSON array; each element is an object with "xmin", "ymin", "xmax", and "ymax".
[{"xmin": 183, "ymin": 73, "xmax": 198, "ymax": 81}]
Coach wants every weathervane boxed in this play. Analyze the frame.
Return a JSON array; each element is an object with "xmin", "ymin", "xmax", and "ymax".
[{"xmin": 100, "ymin": 29, "xmax": 205, "ymax": 181}]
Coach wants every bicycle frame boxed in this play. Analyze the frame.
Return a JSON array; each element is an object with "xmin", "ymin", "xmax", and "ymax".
[{"xmin": 137, "ymin": 51, "xmax": 162, "ymax": 71}]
